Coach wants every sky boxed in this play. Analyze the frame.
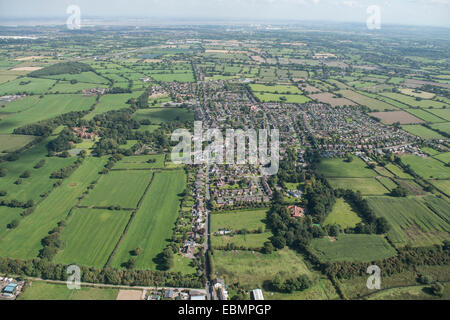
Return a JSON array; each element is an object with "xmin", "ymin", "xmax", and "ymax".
[{"xmin": 0, "ymin": 0, "xmax": 449, "ymax": 27}]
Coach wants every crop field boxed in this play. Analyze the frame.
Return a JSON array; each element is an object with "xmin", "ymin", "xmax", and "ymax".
[
  {"xmin": 113, "ymin": 154, "xmax": 165, "ymax": 169},
  {"xmin": 327, "ymin": 178, "xmax": 389, "ymax": 195},
  {"xmin": 369, "ymin": 111, "xmax": 423, "ymax": 124},
  {"xmin": 0, "ymin": 157, "xmax": 107, "ymax": 260},
  {"xmin": 84, "ymin": 92, "xmax": 142, "ymax": 120},
  {"xmin": 376, "ymin": 176, "xmax": 398, "ymax": 190},
  {"xmin": 317, "ymin": 156, "xmax": 377, "ymax": 178},
  {"xmin": 429, "ymin": 180, "xmax": 450, "ymax": 196},
  {"xmin": 0, "ymin": 137, "xmax": 76, "ymax": 202},
  {"xmin": 0, "ymin": 134, "xmax": 35, "ymax": 152},
  {"xmin": 309, "ymin": 234, "xmax": 396, "ymax": 262},
  {"xmin": 111, "ymin": 170, "xmax": 186, "ymax": 270},
  {"xmin": 309, "ymin": 92, "xmax": 356, "ymax": 107},
  {"xmin": 427, "ymin": 108, "xmax": 450, "ymax": 122},
  {"xmin": 323, "ymin": 198, "xmax": 362, "ymax": 228},
  {"xmin": 399, "ymin": 88, "xmax": 435, "ymax": 99},
  {"xmin": 210, "ymin": 209, "xmax": 267, "ymax": 233},
  {"xmin": 401, "ymin": 155, "xmax": 450, "ymax": 179},
  {"xmin": 212, "ymin": 248, "xmax": 312, "ymax": 288},
  {"xmin": 55, "ymin": 209, "xmax": 131, "ymax": 268},
  {"xmin": 385, "ymin": 163, "xmax": 414, "ymax": 179},
  {"xmin": 430, "ymin": 122, "xmax": 450, "ymax": 135},
  {"xmin": 254, "ymin": 92, "xmax": 310, "ymax": 103},
  {"xmin": 249, "ymin": 84, "xmax": 303, "ymax": 94},
  {"xmin": 19, "ymin": 281, "xmax": 119, "ymax": 300},
  {"xmin": 338, "ymin": 90, "xmax": 397, "ymax": 111},
  {"xmin": 0, "ymin": 77, "xmax": 56, "ymax": 95},
  {"xmin": 401, "ymin": 125, "xmax": 445, "ymax": 140},
  {"xmin": 404, "ymin": 109, "xmax": 445, "ymax": 123},
  {"xmin": 380, "ymin": 92, "xmax": 449, "ymax": 109},
  {"xmin": 80, "ymin": 170, "xmax": 153, "ymax": 209},
  {"xmin": 211, "ymin": 232, "xmax": 272, "ymax": 249},
  {"xmin": 132, "ymin": 107, "xmax": 194, "ymax": 124},
  {"xmin": 0, "ymin": 94, "xmax": 96, "ymax": 133},
  {"xmin": 367, "ymin": 196, "xmax": 450, "ymax": 247}
]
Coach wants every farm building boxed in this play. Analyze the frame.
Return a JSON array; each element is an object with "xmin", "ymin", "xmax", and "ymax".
[{"xmin": 288, "ymin": 205, "xmax": 305, "ymax": 218}]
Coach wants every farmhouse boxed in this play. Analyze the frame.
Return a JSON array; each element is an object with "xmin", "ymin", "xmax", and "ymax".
[{"xmin": 288, "ymin": 205, "xmax": 305, "ymax": 218}]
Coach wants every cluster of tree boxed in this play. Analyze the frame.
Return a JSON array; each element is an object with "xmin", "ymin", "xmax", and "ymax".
[
  {"xmin": 269, "ymin": 274, "xmax": 312, "ymax": 293},
  {"xmin": 266, "ymin": 204, "xmax": 327, "ymax": 252},
  {"xmin": 38, "ymin": 221, "xmax": 65, "ymax": 260},
  {"xmin": 0, "ymin": 256, "xmax": 203, "ymax": 288},
  {"xmin": 336, "ymin": 189, "xmax": 390, "ymax": 234},
  {"xmin": 303, "ymin": 174, "xmax": 336, "ymax": 223},
  {"xmin": 109, "ymin": 87, "xmax": 132, "ymax": 94},
  {"xmin": 0, "ymin": 199, "xmax": 34, "ymax": 209},
  {"xmin": 50, "ymin": 157, "xmax": 84, "ymax": 179},
  {"xmin": 390, "ymin": 186, "xmax": 408, "ymax": 197},
  {"xmin": 28, "ymin": 61, "xmax": 94, "ymax": 77},
  {"xmin": 34, "ymin": 159, "xmax": 46, "ymax": 169},
  {"xmin": 47, "ymin": 128, "xmax": 81, "ymax": 153},
  {"xmin": 323, "ymin": 243, "xmax": 450, "ymax": 280}
]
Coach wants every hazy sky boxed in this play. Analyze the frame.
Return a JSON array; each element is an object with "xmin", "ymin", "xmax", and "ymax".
[{"xmin": 1, "ymin": 0, "xmax": 449, "ymax": 27}]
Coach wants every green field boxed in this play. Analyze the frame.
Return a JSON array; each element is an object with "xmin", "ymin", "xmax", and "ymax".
[
  {"xmin": 250, "ymin": 84, "xmax": 303, "ymax": 94},
  {"xmin": 380, "ymin": 92, "xmax": 449, "ymax": 109},
  {"xmin": 401, "ymin": 125, "xmax": 446, "ymax": 140},
  {"xmin": 0, "ymin": 157, "xmax": 106, "ymax": 259},
  {"xmin": 212, "ymin": 248, "xmax": 312, "ymax": 288},
  {"xmin": 84, "ymin": 92, "xmax": 142, "ymax": 120},
  {"xmin": 338, "ymin": 90, "xmax": 397, "ymax": 111},
  {"xmin": 111, "ymin": 170, "xmax": 186, "ymax": 269},
  {"xmin": 80, "ymin": 170, "xmax": 153, "ymax": 209},
  {"xmin": 211, "ymin": 232, "xmax": 272, "ymax": 249},
  {"xmin": 19, "ymin": 281, "xmax": 118, "ymax": 300},
  {"xmin": 401, "ymin": 155, "xmax": 450, "ymax": 179},
  {"xmin": 327, "ymin": 178, "xmax": 389, "ymax": 195},
  {"xmin": 0, "ymin": 95, "xmax": 40, "ymax": 113},
  {"xmin": 0, "ymin": 94, "xmax": 96, "ymax": 133},
  {"xmin": 430, "ymin": 122, "xmax": 450, "ymax": 135},
  {"xmin": 132, "ymin": 107, "xmax": 194, "ymax": 124},
  {"xmin": 427, "ymin": 108, "xmax": 450, "ymax": 122},
  {"xmin": 385, "ymin": 163, "xmax": 414, "ymax": 179},
  {"xmin": 317, "ymin": 157, "xmax": 377, "ymax": 178},
  {"xmin": 309, "ymin": 234, "xmax": 396, "ymax": 262},
  {"xmin": 55, "ymin": 209, "xmax": 131, "ymax": 268},
  {"xmin": 323, "ymin": 198, "xmax": 362, "ymax": 228},
  {"xmin": 46, "ymin": 71, "xmax": 110, "ymax": 84},
  {"xmin": 0, "ymin": 134, "xmax": 35, "ymax": 152},
  {"xmin": 254, "ymin": 92, "xmax": 310, "ymax": 103},
  {"xmin": 113, "ymin": 154, "xmax": 165, "ymax": 169},
  {"xmin": 405, "ymin": 109, "xmax": 445, "ymax": 123},
  {"xmin": 367, "ymin": 196, "xmax": 450, "ymax": 247},
  {"xmin": 49, "ymin": 81, "xmax": 103, "ymax": 94},
  {"xmin": 0, "ymin": 77, "xmax": 56, "ymax": 95},
  {"xmin": 210, "ymin": 209, "xmax": 267, "ymax": 233},
  {"xmin": 429, "ymin": 180, "xmax": 450, "ymax": 196},
  {"xmin": 0, "ymin": 137, "xmax": 76, "ymax": 202}
]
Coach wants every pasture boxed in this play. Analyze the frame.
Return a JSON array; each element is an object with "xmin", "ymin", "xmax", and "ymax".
[
  {"xmin": 19, "ymin": 281, "xmax": 118, "ymax": 300},
  {"xmin": 211, "ymin": 232, "xmax": 272, "ymax": 249},
  {"xmin": 323, "ymin": 198, "xmax": 362, "ymax": 228},
  {"xmin": 317, "ymin": 156, "xmax": 377, "ymax": 178},
  {"xmin": 0, "ymin": 134, "xmax": 35, "ymax": 153},
  {"xmin": 401, "ymin": 155, "xmax": 450, "ymax": 179},
  {"xmin": 55, "ymin": 209, "xmax": 131, "ymax": 268},
  {"xmin": 338, "ymin": 90, "xmax": 397, "ymax": 111},
  {"xmin": 367, "ymin": 196, "xmax": 450, "ymax": 247},
  {"xmin": 132, "ymin": 107, "xmax": 194, "ymax": 124},
  {"xmin": 84, "ymin": 92, "xmax": 142, "ymax": 120},
  {"xmin": 212, "ymin": 248, "xmax": 312, "ymax": 288},
  {"xmin": 309, "ymin": 234, "xmax": 396, "ymax": 262},
  {"xmin": 0, "ymin": 157, "xmax": 107, "ymax": 260},
  {"xmin": 111, "ymin": 170, "xmax": 186, "ymax": 270},
  {"xmin": 113, "ymin": 154, "xmax": 165, "ymax": 169},
  {"xmin": 327, "ymin": 178, "xmax": 389, "ymax": 195},
  {"xmin": 210, "ymin": 209, "xmax": 267, "ymax": 233},
  {"xmin": 0, "ymin": 94, "xmax": 96, "ymax": 134},
  {"xmin": 80, "ymin": 170, "xmax": 153, "ymax": 209},
  {"xmin": 401, "ymin": 125, "xmax": 445, "ymax": 140},
  {"xmin": 0, "ymin": 77, "xmax": 56, "ymax": 95}
]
